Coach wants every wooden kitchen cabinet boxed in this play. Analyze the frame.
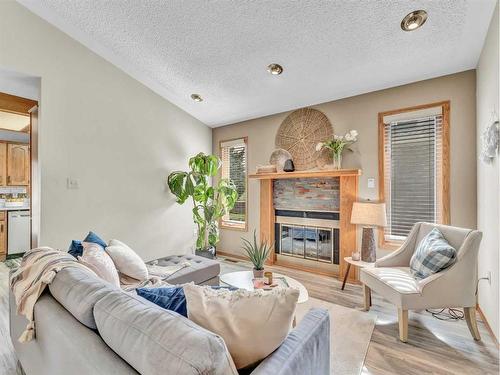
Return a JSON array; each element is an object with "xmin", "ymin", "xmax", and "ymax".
[
  {"xmin": 0, "ymin": 212, "xmax": 6, "ymax": 261},
  {"xmin": 7, "ymin": 143, "xmax": 30, "ymax": 186},
  {"xmin": 0, "ymin": 143, "xmax": 6, "ymax": 187}
]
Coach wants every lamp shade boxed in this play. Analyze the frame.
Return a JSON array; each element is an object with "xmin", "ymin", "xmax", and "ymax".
[{"xmin": 350, "ymin": 202, "xmax": 387, "ymax": 227}]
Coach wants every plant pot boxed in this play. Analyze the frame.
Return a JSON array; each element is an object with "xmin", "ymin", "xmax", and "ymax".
[
  {"xmin": 253, "ymin": 268, "xmax": 264, "ymax": 278},
  {"xmin": 195, "ymin": 246, "xmax": 216, "ymax": 259}
]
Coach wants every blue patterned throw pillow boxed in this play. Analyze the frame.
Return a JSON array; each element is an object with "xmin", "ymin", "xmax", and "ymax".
[
  {"xmin": 137, "ymin": 287, "xmax": 188, "ymax": 317},
  {"xmin": 410, "ymin": 228, "xmax": 457, "ymax": 279},
  {"xmin": 137, "ymin": 286, "xmax": 237, "ymax": 317},
  {"xmin": 68, "ymin": 231, "xmax": 107, "ymax": 258}
]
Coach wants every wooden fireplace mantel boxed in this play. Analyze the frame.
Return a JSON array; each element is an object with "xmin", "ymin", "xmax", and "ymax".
[
  {"xmin": 250, "ymin": 168, "xmax": 360, "ymax": 283},
  {"xmin": 249, "ymin": 168, "xmax": 361, "ymax": 180}
]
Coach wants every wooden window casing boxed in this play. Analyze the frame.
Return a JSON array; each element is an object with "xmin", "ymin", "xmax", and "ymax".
[
  {"xmin": 378, "ymin": 101, "xmax": 450, "ymax": 249},
  {"xmin": 220, "ymin": 137, "xmax": 248, "ymax": 231}
]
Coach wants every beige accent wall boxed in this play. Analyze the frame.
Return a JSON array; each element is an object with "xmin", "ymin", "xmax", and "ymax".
[
  {"xmin": 213, "ymin": 70, "xmax": 477, "ymax": 258},
  {"xmin": 0, "ymin": 2, "xmax": 211, "ymax": 261},
  {"xmin": 476, "ymin": 1, "xmax": 499, "ymax": 342}
]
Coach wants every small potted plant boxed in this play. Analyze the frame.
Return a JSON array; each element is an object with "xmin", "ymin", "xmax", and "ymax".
[{"xmin": 242, "ymin": 230, "xmax": 272, "ymax": 278}]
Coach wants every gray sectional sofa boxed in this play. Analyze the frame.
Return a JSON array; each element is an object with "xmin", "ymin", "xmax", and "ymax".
[{"xmin": 10, "ymin": 255, "xmax": 330, "ymax": 375}]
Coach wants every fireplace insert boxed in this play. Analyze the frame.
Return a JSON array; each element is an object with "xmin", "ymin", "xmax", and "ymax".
[{"xmin": 275, "ymin": 210, "xmax": 340, "ymax": 264}]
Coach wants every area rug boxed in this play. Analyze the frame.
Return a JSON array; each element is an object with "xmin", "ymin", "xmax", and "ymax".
[
  {"xmin": 295, "ymin": 297, "xmax": 375, "ymax": 375},
  {"xmin": 219, "ymin": 260, "xmax": 375, "ymax": 375}
]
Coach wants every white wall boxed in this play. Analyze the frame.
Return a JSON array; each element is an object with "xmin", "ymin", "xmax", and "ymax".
[
  {"xmin": 0, "ymin": 67, "xmax": 40, "ymax": 101},
  {"xmin": 213, "ymin": 71, "xmax": 477, "ymax": 258},
  {"xmin": 0, "ymin": 2, "xmax": 211, "ymax": 261},
  {"xmin": 476, "ymin": 1, "xmax": 499, "ymax": 342}
]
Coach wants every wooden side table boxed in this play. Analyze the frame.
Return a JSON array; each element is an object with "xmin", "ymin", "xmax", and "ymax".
[{"xmin": 341, "ymin": 256, "xmax": 374, "ymax": 290}]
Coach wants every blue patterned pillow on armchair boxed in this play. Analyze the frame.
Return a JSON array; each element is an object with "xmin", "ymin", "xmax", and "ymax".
[{"xmin": 410, "ymin": 227, "xmax": 457, "ymax": 279}]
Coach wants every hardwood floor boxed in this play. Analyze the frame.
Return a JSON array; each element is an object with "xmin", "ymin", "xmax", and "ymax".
[{"xmin": 220, "ymin": 256, "xmax": 499, "ymax": 375}]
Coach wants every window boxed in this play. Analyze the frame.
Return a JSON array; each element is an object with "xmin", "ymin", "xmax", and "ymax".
[
  {"xmin": 379, "ymin": 102, "xmax": 449, "ymax": 248},
  {"xmin": 220, "ymin": 137, "xmax": 247, "ymax": 230}
]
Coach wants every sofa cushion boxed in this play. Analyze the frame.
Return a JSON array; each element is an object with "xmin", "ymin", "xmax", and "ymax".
[
  {"xmin": 410, "ymin": 227, "xmax": 457, "ymax": 279},
  {"xmin": 48, "ymin": 266, "xmax": 119, "ymax": 329},
  {"xmin": 68, "ymin": 231, "xmax": 108, "ymax": 258},
  {"xmin": 68, "ymin": 240, "xmax": 84, "ymax": 258},
  {"xmin": 183, "ymin": 283, "xmax": 299, "ymax": 369},
  {"xmin": 94, "ymin": 289, "xmax": 237, "ymax": 375},
  {"xmin": 106, "ymin": 239, "xmax": 148, "ymax": 281},
  {"xmin": 152, "ymin": 255, "xmax": 220, "ymax": 284},
  {"xmin": 79, "ymin": 242, "xmax": 120, "ymax": 287},
  {"xmin": 136, "ymin": 287, "xmax": 188, "ymax": 317}
]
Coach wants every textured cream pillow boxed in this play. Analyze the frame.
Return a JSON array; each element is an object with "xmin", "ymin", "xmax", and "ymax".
[
  {"xmin": 105, "ymin": 239, "xmax": 148, "ymax": 281},
  {"xmin": 79, "ymin": 242, "xmax": 120, "ymax": 287},
  {"xmin": 183, "ymin": 283, "xmax": 299, "ymax": 369}
]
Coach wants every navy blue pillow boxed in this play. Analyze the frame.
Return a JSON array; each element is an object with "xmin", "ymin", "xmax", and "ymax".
[
  {"xmin": 137, "ymin": 287, "xmax": 188, "ymax": 317},
  {"xmin": 68, "ymin": 240, "xmax": 84, "ymax": 258},
  {"xmin": 68, "ymin": 231, "xmax": 107, "ymax": 258},
  {"xmin": 137, "ymin": 286, "xmax": 237, "ymax": 318},
  {"xmin": 83, "ymin": 231, "xmax": 107, "ymax": 248}
]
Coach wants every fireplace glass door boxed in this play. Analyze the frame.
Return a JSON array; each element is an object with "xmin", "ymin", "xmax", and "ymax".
[
  {"xmin": 280, "ymin": 225, "xmax": 293, "ymax": 257},
  {"xmin": 279, "ymin": 224, "xmax": 333, "ymax": 263},
  {"xmin": 292, "ymin": 226, "xmax": 305, "ymax": 258},
  {"xmin": 304, "ymin": 228, "xmax": 318, "ymax": 260},
  {"xmin": 318, "ymin": 228, "xmax": 333, "ymax": 262}
]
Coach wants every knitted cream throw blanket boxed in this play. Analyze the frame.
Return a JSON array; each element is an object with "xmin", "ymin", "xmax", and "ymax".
[{"xmin": 10, "ymin": 247, "xmax": 96, "ymax": 342}]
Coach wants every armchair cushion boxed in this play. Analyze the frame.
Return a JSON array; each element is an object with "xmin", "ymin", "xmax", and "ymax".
[{"xmin": 410, "ymin": 228, "xmax": 457, "ymax": 279}]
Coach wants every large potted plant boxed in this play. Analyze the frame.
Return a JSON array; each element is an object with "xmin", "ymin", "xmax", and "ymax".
[
  {"xmin": 168, "ymin": 153, "xmax": 238, "ymax": 258},
  {"xmin": 242, "ymin": 230, "xmax": 272, "ymax": 278}
]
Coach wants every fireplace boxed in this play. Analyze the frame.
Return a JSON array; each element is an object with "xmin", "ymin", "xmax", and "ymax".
[
  {"xmin": 249, "ymin": 169, "xmax": 359, "ymax": 282},
  {"xmin": 275, "ymin": 210, "xmax": 339, "ymax": 264}
]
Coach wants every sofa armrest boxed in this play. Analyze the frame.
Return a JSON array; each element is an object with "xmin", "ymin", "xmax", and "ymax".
[
  {"xmin": 375, "ymin": 223, "xmax": 421, "ymax": 268},
  {"xmin": 251, "ymin": 308, "xmax": 330, "ymax": 375}
]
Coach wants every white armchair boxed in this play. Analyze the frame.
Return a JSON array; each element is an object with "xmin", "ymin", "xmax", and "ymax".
[{"xmin": 360, "ymin": 222, "xmax": 483, "ymax": 342}]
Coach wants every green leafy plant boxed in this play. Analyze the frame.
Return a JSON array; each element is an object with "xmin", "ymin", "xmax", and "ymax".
[
  {"xmin": 242, "ymin": 230, "xmax": 272, "ymax": 270},
  {"xmin": 168, "ymin": 153, "xmax": 238, "ymax": 251}
]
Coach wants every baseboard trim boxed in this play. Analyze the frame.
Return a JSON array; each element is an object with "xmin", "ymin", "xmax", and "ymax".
[
  {"xmin": 476, "ymin": 304, "xmax": 499, "ymax": 348},
  {"xmin": 217, "ymin": 250, "xmax": 249, "ymax": 262}
]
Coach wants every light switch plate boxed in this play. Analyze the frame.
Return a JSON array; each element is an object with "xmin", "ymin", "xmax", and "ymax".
[
  {"xmin": 367, "ymin": 178, "xmax": 375, "ymax": 188},
  {"xmin": 67, "ymin": 178, "xmax": 79, "ymax": 189}
]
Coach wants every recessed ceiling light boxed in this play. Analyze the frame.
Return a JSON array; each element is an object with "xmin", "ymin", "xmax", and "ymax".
[
  {"xmin": 267, "ymin": 63, "xmax": 283, "ymax": 75},
  {"xmin": 401, "ymin": 10, "xmax": 428, "ymax": 31},
  {"xmin": 190, "ymin": 94, "xmax": 203, "ymax": 102}
]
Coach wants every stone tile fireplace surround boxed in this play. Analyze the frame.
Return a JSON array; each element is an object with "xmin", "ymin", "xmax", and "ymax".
[{"xmin": 249, "ymin": 169, "xmax": 360, "ymax": 283}]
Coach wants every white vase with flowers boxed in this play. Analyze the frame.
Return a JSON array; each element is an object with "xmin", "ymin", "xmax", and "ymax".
[{"xmin": 316, "ymin": 130, "xmax": 358, "ymax": 169}]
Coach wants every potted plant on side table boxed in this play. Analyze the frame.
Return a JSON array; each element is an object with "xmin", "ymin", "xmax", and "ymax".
[
  {"xmin": 242, "ymin": 230, "xmax": 272, "ymax": 278},
  {"xmin": 168, "ymin": 152, "xmax": 238, "ymax": 259}
]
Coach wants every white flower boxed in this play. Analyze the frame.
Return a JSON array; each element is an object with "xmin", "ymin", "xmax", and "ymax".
[
  {"xmin": 344, "ymin": 133, "xmax": 353, "ymax": 141},
  {"xmin": 316, "ymin": 142, "xmax": 324, "ymax": 151},
  {"xmin": 350, "ymin": 129, "xmax": 358, "ymax": 137},
  {"xmin": 334, "ymin": 134, "xmax": 341, "ymax": 140}
]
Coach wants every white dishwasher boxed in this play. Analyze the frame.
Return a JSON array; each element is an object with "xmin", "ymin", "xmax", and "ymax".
[{"xmin": 8, "ymin": 210, "xmax": 30, "ymax": 255}]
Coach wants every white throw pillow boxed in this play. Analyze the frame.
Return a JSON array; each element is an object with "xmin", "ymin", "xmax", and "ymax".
[
  {"xmin": 79, "ymin": 242, "xmax": 120, "ymax": 287},
  {"xmin": 105, "ymin": 239, "xmax": 148, "ymax": 281},
  {"xmin": 183, "ymin": 283, "xmax": 299, "ymax": 369}
]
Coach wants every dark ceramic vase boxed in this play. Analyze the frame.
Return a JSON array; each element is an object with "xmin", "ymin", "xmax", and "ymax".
[{"xmin": 283, "ymin": 159, "xmax": 295, "ymax": 172}]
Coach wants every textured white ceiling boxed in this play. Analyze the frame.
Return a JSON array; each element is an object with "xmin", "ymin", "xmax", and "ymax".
[{"xmin": 18, "ymin": 0, "xmax": 497, "ymax": 127}]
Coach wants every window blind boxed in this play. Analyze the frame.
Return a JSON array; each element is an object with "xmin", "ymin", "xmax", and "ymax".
[
  {"xmin": 383, "ymin": 115, "xmax": 443, "ymax": 240},
  {"xmin": 221, "ymin": 138, "xmax": 247, "ymax": 227}
]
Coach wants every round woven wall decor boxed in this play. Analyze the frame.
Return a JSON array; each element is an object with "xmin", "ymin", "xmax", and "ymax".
[{"xmin": 275, "ymin": 108, "xmax": 333, "ymax": 170}]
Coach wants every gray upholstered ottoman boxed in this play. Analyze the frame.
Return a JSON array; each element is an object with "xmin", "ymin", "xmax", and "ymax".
[{"xmin": 151, "ymin": 254, "xmax": 220, "ymax": 286}]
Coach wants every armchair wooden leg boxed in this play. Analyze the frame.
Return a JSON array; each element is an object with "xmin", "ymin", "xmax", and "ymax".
[
  {"xmin": 464, "ymin": 307, "xmax": 481, "ymax": 341},
  {"xmin": 398, "ymin": 308, "xmax": 408, "ymax": 343},
  {"xmin": 363, "ymin": 284, "xmax": 371, "ymax": 311}
]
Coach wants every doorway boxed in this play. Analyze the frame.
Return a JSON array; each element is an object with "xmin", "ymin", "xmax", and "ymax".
[{"xmin": 0, "ymin": 91, "xmax": 37, "ymax": 260}]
